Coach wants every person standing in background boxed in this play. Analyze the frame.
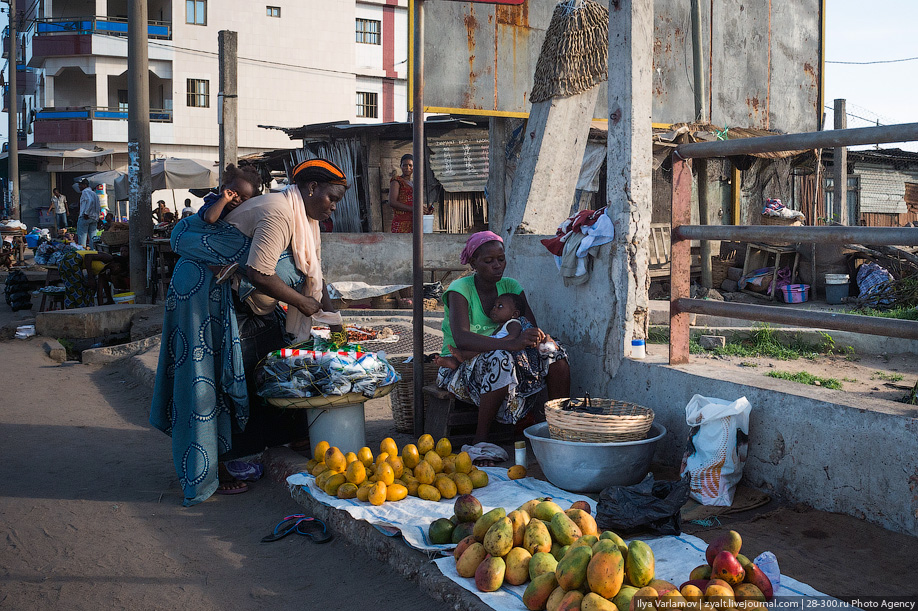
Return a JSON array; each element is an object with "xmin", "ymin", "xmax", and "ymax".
[
  {"xmin": 49, "ymin": 187, "xmax": 68, "ymax": 232},
  {"xmin": 76, "ymin": 179, "xmax": 101, "ymax": 248},
  {"xmin": 181, "ymin": 198, "xmax": 194, "ymax": 218},
  {"xmin": 153, "ymin": 200, "xmax": 169, "ymax": 223}
]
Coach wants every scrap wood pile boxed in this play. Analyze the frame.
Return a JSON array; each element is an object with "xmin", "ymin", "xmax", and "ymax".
[{"xmin": 844, "ymin": 243, "xmax": 918, "ymax": 309}]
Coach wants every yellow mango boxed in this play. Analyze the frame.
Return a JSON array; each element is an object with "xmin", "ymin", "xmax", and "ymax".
[
  {"xmin": 376, "ymin": 461, "xmax": 395, "ymax": 486},
  {"xmin": 305, "ymin": 458, "xmax": 318, "ymax": 472},
  {"xmin": 368, "ymin": 481, "xmax": 387, "ymax": 506},
  {"xmin": 469, "ymin": 469, "xmax": 489, "ymax": 488},
  {"xmin": 418, "ymin": 483, "xmax": 442, "ymax": 502},
  {"xmin": 414, "ymin": 460, "xmax": 436, "ymax": 485},
  {"xmin": 386, "ymin": 483, "xmax": 408, "ymax": 501},
  {"xmin": 508, "ymin": 465, "xmax": 528, "ymax": 480},
  {"xmin": 310, "ymin": 462, "xmax": 328, "ymax": 477},
  {"xmin": 345, "ymin": 460, "xmax": 367, "ymax": 485},
  {"xmin": 386, "ymin": 455, "xmax": 405, "ymax": 479},
  {"xmin": 337, "ymin": 482, "xmax": 358, "ymax": 499},
  {"xmin": 313, "ymin": 440, "xmax": 330, "ymax": 464},
  {"xmin": 375, "ymin": 451, "xmax": 390, "ymax": 467},
  {"xmin": 436, "ymin": 476, "xmax": 458, "ymax": 499},
  {"xmin": 402, "ymin": 444, "xmax": 421, "ymax": 468},
  {"xmin": 417, "ymin": 433, "xmax": 435, "ymax": 455},
  {"xmin": 405, "ymin": 478, "xmax": 420, "ymax": 496},
  {"xmin": 324, "ymin": 447, "xmax": 347, "ymax": 473},
  {"xmin": 424, "ymin": 451, "xmax": 444, "ymax": 473},
  {"xmin": 356, "ymin": 481, "xmax": 373, "ymax": 502},
  {"xmin": 344, "ymin": 451, "xmax": 358, "ymax": 465},
  {"xmin": 380, "ymin": 437, "xmax": 399, "ymax": 458},
  {"xmin": 455, "ymin": 451, "xmax": 473, "ymax": 474},
  {"xmin": 454, "ymin": 473, "xmax": 474, "ymax": 495},
  {"xmin": 315, "ymin": 469, "xmax": 334, "ymax": 489},
  {"xmin": 323, "ymin": 473, "xmax": 346, "ymax": 496},
  {"xmin": 357, "ymin": 446, "xmax": 374, "ymax": 467},
  {"xmin": 436, "ymin": 437, "xmax": 452, "ymax": 457}
]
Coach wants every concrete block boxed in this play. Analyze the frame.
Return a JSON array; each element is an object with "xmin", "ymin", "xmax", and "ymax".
[
  {"xmin": 42, "ymin": 338, "xmax": 67, "ymax": 363},
  {"xmin": 81, "ymin": 335, "xmax": 161, "ymax": 366},
  {"xmin": 727, "ymin": 266, "xmax": 744, "ymax": 281},
  {"xmin": 721, "ymin": 279, "xmax": 739, "ymax": 292},
  {"xmin": 35, "ymin": 304, "xmax": 156, "ymax": 340},
  {"xmin": 698, "ymin": 335, "xmax": 727, "ymax": 350},
  {"xmin": 129, "ymin": 304, "xmax": 165, "ymax": 341}
]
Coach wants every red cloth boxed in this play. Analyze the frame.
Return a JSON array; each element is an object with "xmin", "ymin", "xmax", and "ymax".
[{"xmin": 540, "ymin": 206, "xmax": 607, "ymax": 256}]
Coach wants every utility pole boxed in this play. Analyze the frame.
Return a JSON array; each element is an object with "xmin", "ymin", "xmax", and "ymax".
[
  {"xmin": 690, "ymin": 0, "xmax": 712, "ymax": 287},
  {"xmin": 218, "ymin": 30, "xmax": 237, "ymax": 185},
  {"xmin": 8, "ymin": 0, "xmax": 20, "ymax": 219},
  {"xmin": 833, "ymin": 98, "xmax": 848, "ymax": 225},
  {"xmin": 411, "ymin": 0, "xmax": 425, "ymax": 437},
  {"xmin": 127, "ymin": 0, "xmax": 152, "ymax": 301}
]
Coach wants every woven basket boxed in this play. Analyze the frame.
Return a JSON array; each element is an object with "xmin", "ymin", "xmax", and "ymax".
[
  {"xmin": 390, "ymin": 357, "xmax": 441, "ymax": 433},
  {"xmin": 545, "ymin": 397, "xmax": 654, "ymax": 443},
  {"xmin": 759, "ymin": 215, "xmax": 803, "ymax": 246},
  {"xmin": 101, "ymin": 230, "xmax": 129, "ymax": 246},
  {"xmin": 711, "ymin": 257, "xmax": 735, "ymax": 288}
]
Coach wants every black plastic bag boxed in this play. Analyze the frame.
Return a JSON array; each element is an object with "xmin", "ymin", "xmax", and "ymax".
[{"xmin": 595, "ymin": 473, "xmax": 691, "ymax": 536}]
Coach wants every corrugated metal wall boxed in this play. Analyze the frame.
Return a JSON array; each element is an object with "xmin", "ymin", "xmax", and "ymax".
[
  {"xmin": 855, "ymin": 164, "xmax": 918, "ymax": 214},
  {"xmin": 423, "ymin": 0, "xmax": 821, "ymax": 134},
  {"xmin": 428, "ymin": 133, "xmax": 489, "ymax": 192}
]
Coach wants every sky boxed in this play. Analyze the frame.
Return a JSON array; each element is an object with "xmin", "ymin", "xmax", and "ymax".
[{"xmin": 2, "ymin": 1, "xmax": 917, "ymax": 149}]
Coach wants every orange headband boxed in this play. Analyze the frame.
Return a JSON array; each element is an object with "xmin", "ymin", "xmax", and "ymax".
[{"xmin": 291, "ymin": 159, "xmax": 349, "ymax": 186}]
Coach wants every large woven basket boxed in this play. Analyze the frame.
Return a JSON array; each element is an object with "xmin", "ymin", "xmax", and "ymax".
[
  {"xmin": 101, "ymin": 230, "xmax": 130, "ymax": 246},
  {"xmin": 545, "ymin": 397, "xmax": 654, "ymax": 443},
  {"xmin": 390, "ymin": 356, "xmax": 441, "ymax": 433}
]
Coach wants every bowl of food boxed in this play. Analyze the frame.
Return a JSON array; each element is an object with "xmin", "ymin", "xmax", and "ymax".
[{"xmin": 523, "ymin": 421, "xmax": 667, "ymax": 493}]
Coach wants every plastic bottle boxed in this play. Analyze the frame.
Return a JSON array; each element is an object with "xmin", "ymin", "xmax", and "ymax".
[
  {"xmin": 630, "ymin": 339, "xmax": 646, "ymax": 359},
  {"xmin": 514, "ymin": 441, "xmax": 527, "ymax": 467},
  {"xmin": 753, "ymin": 551, "xmax": 781, "ymax": 593}
]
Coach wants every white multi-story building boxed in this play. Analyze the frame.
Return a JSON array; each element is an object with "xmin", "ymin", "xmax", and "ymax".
[{"xmin": 2, "ymin": 0, "xmax": 408, "ymax": 225}]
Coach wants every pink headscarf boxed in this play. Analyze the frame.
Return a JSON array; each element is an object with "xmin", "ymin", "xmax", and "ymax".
[{"xmin": 460, "ymin": 231, "xmax": 504, "ymax": 265}]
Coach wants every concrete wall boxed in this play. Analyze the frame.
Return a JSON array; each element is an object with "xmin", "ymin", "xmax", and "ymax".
[
  {"xmin": 321, "ymin": 232, "xmax": 470, "ymax": 285},
  {"xmin": 612, "ymin": 353, "xmax": 918, "ymax": 538}
]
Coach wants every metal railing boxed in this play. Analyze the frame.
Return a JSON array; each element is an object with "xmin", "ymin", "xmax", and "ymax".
[
  {"xmin": 35, "ymin": 16, "xmax": 171, "ymax": 40},
  {"xmin": 669, "ymin": 122, "xmax": 918, "ymax": 364},
  {"xmin": 36, "ymin": 106, "xmax": 173, "ymax": 122}
]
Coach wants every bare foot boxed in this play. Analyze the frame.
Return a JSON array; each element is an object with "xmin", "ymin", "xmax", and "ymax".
[{"xmin": 473, "ymin": 458, "xmax": 496, "ymax": 467}]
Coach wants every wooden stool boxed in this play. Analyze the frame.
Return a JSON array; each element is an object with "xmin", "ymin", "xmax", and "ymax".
[
  {"xmin": 39, "ymin": 292, "xmax": 66, "ymax": 312},
  {"xmin": 422, "ymin": 384, "xmax": 517, "ymax": 445},
  {"xmin": 741, "ymin": 242, "xmax": 800, "ymax": 301}
]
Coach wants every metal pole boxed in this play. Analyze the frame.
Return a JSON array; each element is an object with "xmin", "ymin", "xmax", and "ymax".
[
  {"xmin": 218, "ymin": 30, "xmax": 238, "ymax": 186},
  {"xmin": 690, "ymin": 0, "xmax": 712, "ymax": 287},
  {"xmin": 675, "ymin": 298, "xmax": 918, "ymax": 340},
  {"xmin": 675, "ymin": 224, "xmax": 918, "ymax": 246},
  {"xmin": 411, "ymin": 0, "xmax": 426, "ymax": 437},
  {"xmin": 833, "ymin": 98, "xmax": 848, "ymax": 225},
  {"xmin": 128, "ymin": 0, "xmax": 152, "ymax": 301},
  {"xmin": 8, "ymin": 0, "xmax": 19, "ymax": 219},
  {"xmin": 675, "ymin": 122, "xmax": 918, "ymax": 159}
]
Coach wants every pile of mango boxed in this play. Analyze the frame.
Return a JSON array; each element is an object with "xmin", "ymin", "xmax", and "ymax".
[
  {"xmin": 444, "ymin": 495, "xmax": 659, "ymax": 611},
  {"xmin": 675, "ymin": 529, "xmax": 775, "ymax": 609},
  {"xmin": 305, "ymin": 434, "xmax": 489, "ymax": 506}
]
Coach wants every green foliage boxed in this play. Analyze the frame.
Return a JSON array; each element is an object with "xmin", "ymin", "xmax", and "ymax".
[
  {"xmin": 871, "ymin": 371, "xmax": 904, "ymax": 382},
  {"xmin": 767, "ymin": 370, "xmax": 842, "ymax": 390},
  {"xmin": 855, "ymin": 306, "xmax": 918, "ymax": 321}
]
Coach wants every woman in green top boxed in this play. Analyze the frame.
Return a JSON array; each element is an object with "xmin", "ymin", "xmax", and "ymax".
[{"xmin": 438, "ymin": 231, "xmax": 570, "ymax": 446}]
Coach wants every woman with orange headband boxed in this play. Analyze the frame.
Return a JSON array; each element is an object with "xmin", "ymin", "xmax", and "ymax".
[{"xmin": 150, "ymin": 158, "xmax": 349, "ymax": 506}]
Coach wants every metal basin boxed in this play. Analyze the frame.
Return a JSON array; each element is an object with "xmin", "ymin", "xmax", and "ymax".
[{"xmin": 523, "ymin": 421, "xmax": 667, "ymax": 493}]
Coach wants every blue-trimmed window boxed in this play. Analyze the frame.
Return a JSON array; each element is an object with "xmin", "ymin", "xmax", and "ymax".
[{"xmin": 186, "ymin": 0, "xmax": 206, "ymax": 25}]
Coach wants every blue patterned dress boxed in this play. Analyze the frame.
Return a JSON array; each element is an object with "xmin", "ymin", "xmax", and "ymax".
[{"xmin": 149, "ymin": 215, "xmax": 304, "ymax": 506}]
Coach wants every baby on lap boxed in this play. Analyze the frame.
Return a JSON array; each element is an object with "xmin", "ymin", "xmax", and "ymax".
[{"xmin": 438, "ymin": 292, "xmax": 530, "ymax": 369}]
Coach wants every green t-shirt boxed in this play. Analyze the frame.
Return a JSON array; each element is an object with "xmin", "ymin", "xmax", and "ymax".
[{"xmin": 440, "ymin": 275, "xmax": 523, "ymax": 355}]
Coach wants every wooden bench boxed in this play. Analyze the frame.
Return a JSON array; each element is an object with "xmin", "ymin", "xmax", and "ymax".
[{"xmin": 648, "ymin": 223, "xmax": 702, "ymax": 279}]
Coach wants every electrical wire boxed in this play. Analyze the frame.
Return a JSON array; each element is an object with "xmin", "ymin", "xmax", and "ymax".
[
  {"xmin": 827, "ymin": 56, "xmax": 918, "ymax": 65},
  {"xmin": 823, "ymin": 105, "xmax": 887, "ymax": 127}
]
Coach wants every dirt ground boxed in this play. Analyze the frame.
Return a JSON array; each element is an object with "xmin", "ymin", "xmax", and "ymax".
[
  {"xmin": 0, "ymin": 337, "xmax": 453, "ymax": 611},
  {"xmin": 682, "ymin": 348, "xmax": 918, "ymax": 405}
]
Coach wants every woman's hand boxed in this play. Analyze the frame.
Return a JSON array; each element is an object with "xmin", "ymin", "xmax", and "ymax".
[
  {"xmin": 508, "ymin": 328, "xmax": 540, "ymax": 351},
  {"xmin": 295, "ymin": 296, "xmax": 323, "ymax": 317}
]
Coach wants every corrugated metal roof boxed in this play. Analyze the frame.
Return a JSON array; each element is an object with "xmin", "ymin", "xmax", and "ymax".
[{"xmin": 428, "ymin": 135, "xmax": 490, "ymax": 192}]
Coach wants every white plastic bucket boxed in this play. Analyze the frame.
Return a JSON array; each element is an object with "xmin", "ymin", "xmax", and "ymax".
[
  {"xmin": 306, "ymin": 402, "xmax": 367, "ymax": 455},
  {"xmin": 113, "ymin": 292, "xmax": 135, "ymax": 304},
  {"xmin": 825, "ymin": 274, "xmax": 849, "ymax": 284},
  {"xmin": 422, "ymin": 214, "xmax": 434, "ymax": 234}
]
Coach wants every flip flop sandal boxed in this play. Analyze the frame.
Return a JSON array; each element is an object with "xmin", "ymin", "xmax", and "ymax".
[
  {"xmin": 216, "ymin": 480, "xmax": 249, "ymax": 495},
  {"xmin": 262, "ymin": 515, "xmax": 332, "ymax": 544}
]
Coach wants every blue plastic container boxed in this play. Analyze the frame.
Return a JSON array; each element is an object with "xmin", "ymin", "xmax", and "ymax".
[{"xmin": 825, "ymin": 282, "xmax": 849, "ymax": 305}]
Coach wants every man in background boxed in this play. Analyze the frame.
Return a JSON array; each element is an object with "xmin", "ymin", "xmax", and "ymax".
[{"xmin": 76, "ymin": 179, "xmax": 101, "ymax": 248}]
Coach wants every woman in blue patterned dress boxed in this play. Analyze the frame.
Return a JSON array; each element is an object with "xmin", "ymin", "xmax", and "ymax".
[{"xmin": 150, "ymin": 160, "xmax": 348, "ymax": 505}]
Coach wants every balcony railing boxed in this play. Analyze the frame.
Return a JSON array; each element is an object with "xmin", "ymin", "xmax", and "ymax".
[
  {"xmin": 35, "ymin": 16, "xmax": 171, "ymax": 40},
  {"xmin": 37, "ymin": 106, "xmax": 173, "ymax": 122}
]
